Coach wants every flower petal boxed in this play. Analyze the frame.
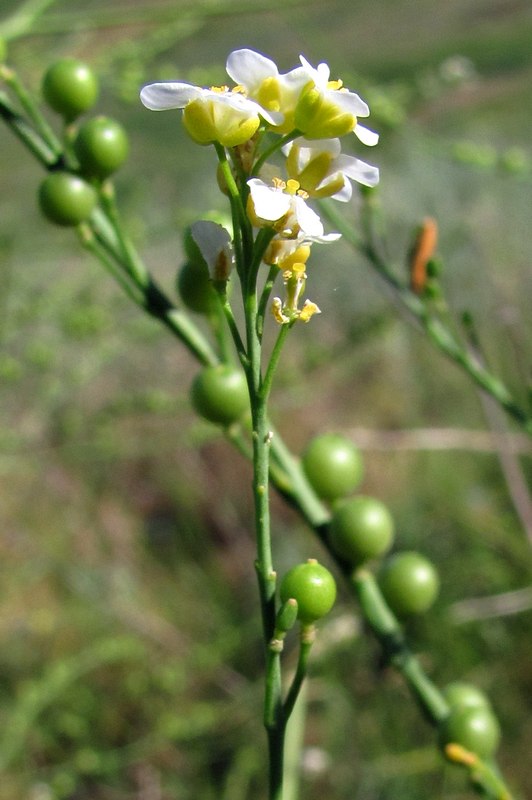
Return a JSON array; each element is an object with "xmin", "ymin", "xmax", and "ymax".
[
  {"xmin": 293, "ymin": 196, "xmax": 324, "ymax": 237},
  {"xmin": 336, "ymin": 154, "xmax": 380, "ymax": 187},
  {"xmin": 226, "ymin": 48, "xmax": 279, "ymax": 90},
  {"xmin": 190, "ymin": 220, "xmax": 233, "ymax": 280},
  {"xmin": 248, "ymin": 178, "xmax": 291, "ymax": 221},
  {"xmin": 354, "ymin": 124, "xmax": 379, "ymax": 146},
  {"xmin": 140, "ymin": 82, "xmax": 201, "ymax": 110},
  {"xmin": 333, "ymin": 90, "xmax": 370, "ymax": 118}
]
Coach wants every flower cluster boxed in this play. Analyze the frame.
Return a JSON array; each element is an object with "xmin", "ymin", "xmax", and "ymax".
[{"xmin": 140, "ymin": 49, "xmax": 379, "ymax": 324}]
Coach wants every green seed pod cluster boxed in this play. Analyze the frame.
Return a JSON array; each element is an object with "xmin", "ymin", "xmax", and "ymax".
[
  {"xmin": 439, "ymin": 681, "xmax": 500, "ymax": 759},
  {"xmin": 38, "ymin": 60, "xmax": 130, "ymax": 226}
]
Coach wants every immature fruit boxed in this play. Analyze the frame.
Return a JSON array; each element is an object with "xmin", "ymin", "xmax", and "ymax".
[
  {"xmin": 42, "ymin": 59, "xmax": 99, "ymax": 120},
  {"xmin": 280, "ymin": 559, "xmax": 337, "ymax": 625},
  {"xmin": 74, "ymin": 117, "xmax": 129, "ymax": 179},
  {"xmin": 38, "ymin": 172, "xmax": 97, "ymax": 226},
  {"xmin": 439, "ymin": 705, "xmax": 501, "ymax": 759},
  {"xmin": 443, "ymin": 682, "xmax": 492, "ymax": 713},
  {"xmin": 178, "ymin": 260, "xmax": 218, "ymax": 314},
  {"xmin": 329, "ymin": 496, "xmax": 394, "ymax": 565},
  {"xmin": 302, "ymin": 433, "xmax": 363, "ymax": 502},
  {"xmin": 190, "ymin": 365, "xmax": 248, "ymax": 426},
  {"xmin": 379, "ymin": 551, "xmax": 439, "ymax": 617}
]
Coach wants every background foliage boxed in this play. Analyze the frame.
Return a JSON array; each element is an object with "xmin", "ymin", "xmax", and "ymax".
[{"xmin": 1, "ymin": 1, "xmax": 531, "ymax": 798}]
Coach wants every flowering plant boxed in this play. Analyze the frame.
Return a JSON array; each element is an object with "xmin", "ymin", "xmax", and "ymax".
[{"xmin": 1, "ymin": 39, "xmax": 525, "ymax": 800}]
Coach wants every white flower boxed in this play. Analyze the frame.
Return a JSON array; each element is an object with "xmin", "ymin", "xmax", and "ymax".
[
  {"xmin": 190, "ymin": 220, "xmax": 233, "ymax": 280},
  {"xmin": 226, "ymin": 49, "xmax": 308, "ymax": 132},
  {"xmin": 284, "ymin": 137, "xmax": 379, "ymax": 200},
  {"xmin": 140, "ymin": 81, "xmax": 279, "ymax": 147},
  {"xmin": 247, "ymin": 177, "xmax": 340, "ymax": 241},
  {"xmin": 295, "ymin": 55, "xmax": 379, "ymax": 144}
]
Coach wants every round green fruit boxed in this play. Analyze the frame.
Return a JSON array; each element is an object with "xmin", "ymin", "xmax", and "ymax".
[
  {"xmin": 177, "ymin": 260, "xmax": 219, "ymax": 315},
  {"xmin": 280, "ymin": 559, "xmax": 336, "ymax": 625},
  {"xmin": 302, "ymin": 433, "xmax": 363, "ymax": 502},
  {"xmin": 190, "ymin": 365, "xmax": 248, "ymax": 426},
  {"xmin": 443, "ymin": 682, "xmax": 492, "ymax": 713},
  {"xmin": 329, "ymin": 496, "xmax": 394, "ymax": 565},
  {"xmin": 38, "ymin": 172, "xmax": 97, "ymax": 226},
  {"xmin": 379, "ymin": 551, "xmax": 439, "ymax": 617},
  {"xmin": 74, "ymin": 116, "xmax": 129, "ymax": 179},
  {"xmin": 439, "ymin": 705, "xmax": 501, "ymax": 759},
  {"xmin": 42, "ymin": 59, "xmax": 99, "ymax": 120}
]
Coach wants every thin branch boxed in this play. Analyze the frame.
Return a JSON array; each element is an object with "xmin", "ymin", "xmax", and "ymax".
[
  {"xmin": 450, "ymin": 586, "xmax": 532, "ymax": 623},
  {"xmin": 345, "ymin": 426, "xmax": 532, "ymax": 455}
]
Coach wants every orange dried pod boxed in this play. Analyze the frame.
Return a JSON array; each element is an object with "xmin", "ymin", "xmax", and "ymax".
[{"xmin": 409, "ymin": 217, "xmax": 438, "ymax": 294}]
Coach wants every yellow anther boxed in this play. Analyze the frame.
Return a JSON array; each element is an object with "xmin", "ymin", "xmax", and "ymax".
[
  {"xmin": 209, "ymin": 85, "xmax": 229, "ymax": 93},
  {"xmin": 272, "ymin": 177, "xmax": 286, "ymax": 190},
  {"xmin": 298, "ymin": 299, "xmax": 321, "ymax": 322},
  {"xmin": 271, "ymin": 298, "xmax": 290, "ymax": 324},
  {"xmin": 327, "ymin": 79, "xmax": 343, "ymax": 91}
]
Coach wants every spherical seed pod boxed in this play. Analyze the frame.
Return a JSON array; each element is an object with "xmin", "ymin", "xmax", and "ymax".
[
  {"xmin": 280, "ymin": 559, "xmax": 337, "ymax": 625},
  {"xmin": 74, "ymin": 116, "xmax": 129, "ymax": 179},
  {"xmin": 38, "ymin": 172, "xmax": 97, "ymax": 226},
  {"xmin": 443, "ymin": 682, "xmax": 492, "ymax": 713},
  {"xmin": 329, "ymin": 496, "xmax": 394, "ymax": 565},
  {"xmin": 42, "ymin": 59, "xmax": 99, "ymax": 120},
  {"xmin": 177, "ymin": 260, "xmax": 219, "ymax": 315},
  {"xmin": 439, "ymin": 705, "xmax": 501, "ymax": 759},
  {"xmin": 302, "ymin": 433, "xmax": 363, "ymax": 502},
  {"xmin": 190, "ymin": 364, "xmax": 248, "ymax": 426},
  {"xmin": 379, "ymin": 551, "xmax": 440, "ymax": 617}
]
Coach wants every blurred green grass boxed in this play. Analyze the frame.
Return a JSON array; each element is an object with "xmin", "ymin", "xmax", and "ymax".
[{"xmin": 1, "ymin": 1, "xmax": 531, "ymax": 798}]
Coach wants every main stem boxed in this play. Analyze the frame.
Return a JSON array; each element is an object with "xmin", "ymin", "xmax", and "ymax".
[{"xmin": 244, "ymin": 275, "xmax": 285, "ymax": 799}]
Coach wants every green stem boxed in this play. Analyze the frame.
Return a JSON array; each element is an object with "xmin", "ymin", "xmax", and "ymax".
[
  {"xmin": 77, "ymin": 224, "xmax": 145, "ymax": 305},
  {"xmin": 98, "ymin": 183, "xmax": 150, "ymax": 287},
  {"xmin": 219, "ymin": 290, "xmax": 247, "ymax": 366},
  {"xmin": 283, "ymin": 631, "xmax": 313, "ymax": 721},
  {"xmin": 319, "ymin": 199, "xmax": 532, "ymax": 436},
  {"xmin": 268, "ymin": 429, "xmax": 330, "ymax": 529},
  {"xmin": 261, "ymin": 324, "xmax": 290, "ymax": 403},
  {"xmin": 0, "ymin": 91, "xmax": 57, "ymax": 166},
  {"xmin": 252, "ymin": 130, "xmax": 302, "ymax": 177},
  {"xmin": 81, "ymin": 222, "xmax": 218, "ymax": 367},
  {"xmin": 1, "ymin": 65, "xmax": 62, "ymax": 157},
  {"xmin": 214, "ymin": 141, "xmax": 252, "ymax": 271},
  {"xmin": 351, "ymin": 568, "xmax": 449, "ymax": 723},
  {"xmin": 247, "ymin": 227, "xmax": 276, "ymax": 296},
  {"xmin": 283, "ymin": 679, "xmax": 308, "ymax": 800},
  {"xmin": 257, "ymin": 264, "xmax": 280, "ymax": 339}
]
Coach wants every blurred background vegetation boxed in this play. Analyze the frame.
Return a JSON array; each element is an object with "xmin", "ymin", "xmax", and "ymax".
[{"xmin": 0, "ymin": 0, "xmax": 531, "ymax": 798}]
